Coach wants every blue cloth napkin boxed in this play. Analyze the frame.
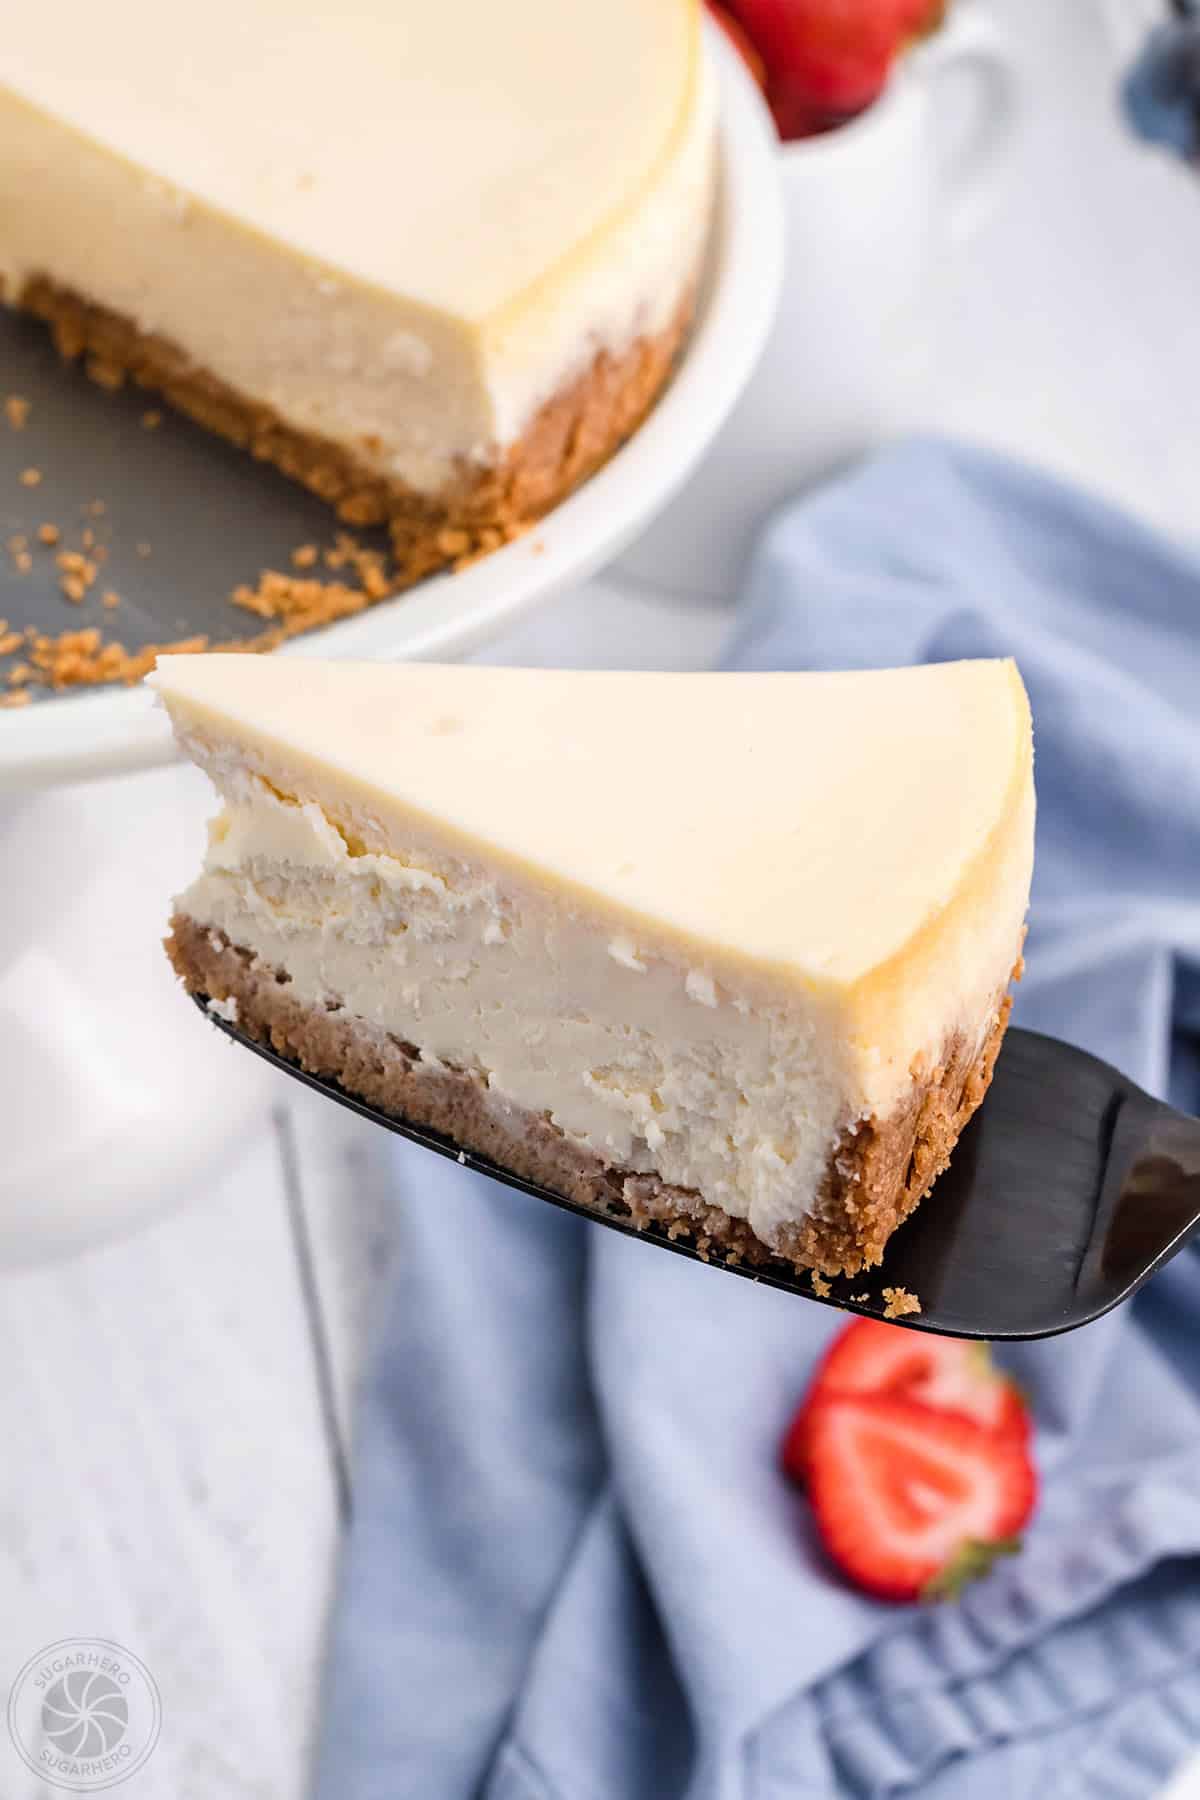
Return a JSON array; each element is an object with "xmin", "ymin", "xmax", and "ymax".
[
  {"xmin": 315, "ymin": 441, "xmax": 1200, "ymax": 1800},
  {"xmin": 1124, "ymin": 12, "xmax": 1200, "ymax": 164}
]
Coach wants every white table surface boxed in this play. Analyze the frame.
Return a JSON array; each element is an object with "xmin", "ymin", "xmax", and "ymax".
[{"xmin": 4, "ymin": 2, "xmax": 1200, "ymax": 1794}]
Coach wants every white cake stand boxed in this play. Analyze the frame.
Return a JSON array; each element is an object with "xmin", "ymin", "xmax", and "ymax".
[{"xmin": 0, "ymin": 765, "xmax": 276, "ymax": 1264}]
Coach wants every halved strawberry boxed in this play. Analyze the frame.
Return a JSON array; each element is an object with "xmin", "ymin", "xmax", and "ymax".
[
  {"xmin": 805, "ymin": 1392, "xmax": 1037, "ymax": 1603},
  {"xmin": 782, "ymin": 1319, "xmax": 1028, "ymax": 1484}
]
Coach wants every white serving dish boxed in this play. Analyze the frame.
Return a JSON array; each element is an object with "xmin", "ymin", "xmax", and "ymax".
[{"xmin": 0, "ymin": 24, "xmax": 783, "ymax": 790}]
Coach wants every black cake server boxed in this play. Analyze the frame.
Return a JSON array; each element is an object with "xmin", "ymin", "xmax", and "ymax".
[{"xmin": 194, "ymin": 999, "xmax": 1200, "ymax": 1340}]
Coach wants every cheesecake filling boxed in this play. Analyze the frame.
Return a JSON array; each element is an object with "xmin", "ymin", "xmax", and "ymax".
[{"xmin": 173, "ymin": 768, "xmax": 1022, "ymax": 1246}]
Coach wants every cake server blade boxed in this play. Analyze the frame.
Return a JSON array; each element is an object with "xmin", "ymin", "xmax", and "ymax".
[{"xmin": 193, "ymin": 998, "xmax": 1200, "ymax": 1340}]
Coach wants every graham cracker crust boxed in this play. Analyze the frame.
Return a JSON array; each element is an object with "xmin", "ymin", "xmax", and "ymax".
[
  {"xmin": 168, "ymin": 915, "xmax": 1014, "ymax": 1277},
  {"xmin": 20, "ymin": 276, "xmax": 695, "ymax": 588}
]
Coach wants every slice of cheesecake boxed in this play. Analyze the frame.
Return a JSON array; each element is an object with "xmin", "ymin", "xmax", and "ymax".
[
  {"xmin": 2, "ymin": 0, "xmax": 713, "ymax": 584},
  {"xmin": 151, "ymin": 656, "xmax": 1034, "ymax": 1275}
]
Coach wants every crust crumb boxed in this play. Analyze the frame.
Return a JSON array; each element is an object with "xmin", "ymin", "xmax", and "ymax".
[
  {"xmin": 13, "ymin": 626, "xmax": 212, "ymax": 690},
  {"xmin": 86, "ymin": 355, "xmax": 125, "ymax": 391},
  {"xmin": 19, "ymin": 467, "xmax": 41, "ymax": 488},
  {"xmin": 57, "ymin": 550, "xmax": 98, "ymax": 592},
  {"xmin": 882, "ymin": 1286, "xmax": 922, "ymax": 1320},
  {"xmin": 5, "ymin": 395, "xmax": 30, "ymax": 430}
]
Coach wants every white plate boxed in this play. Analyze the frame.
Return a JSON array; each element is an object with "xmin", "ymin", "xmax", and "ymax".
[{"xmin": 0, "ymin": 27, "xmax": 783, "ymax": 790}]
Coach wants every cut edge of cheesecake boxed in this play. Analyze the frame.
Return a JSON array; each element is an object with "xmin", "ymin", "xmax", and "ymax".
[
  {"xmin": 153, "ymin": 657, "xmax": 1035, "ymax": 1277},
  {"xmin": 167, "ymin": 913, "xmax": 1019, "ymax": 1276},
  {"xmin": 17, "ymin": 276, "xmax": 697, "ymax": 589}
]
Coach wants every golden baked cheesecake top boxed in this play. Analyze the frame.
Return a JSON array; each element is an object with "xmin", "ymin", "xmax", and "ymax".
[{"xmin": 149, "ymin": 656, "xmax": 1030, "ymax": 989}]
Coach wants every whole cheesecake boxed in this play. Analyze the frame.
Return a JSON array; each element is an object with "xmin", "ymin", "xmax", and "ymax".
[
  {"xmin": 1, "ymin": 0, "xmax": 714, "ymax": 582},
  {"xmin": 151, "ymin": 656, "xmax": 1035, "ymax": 1276}
]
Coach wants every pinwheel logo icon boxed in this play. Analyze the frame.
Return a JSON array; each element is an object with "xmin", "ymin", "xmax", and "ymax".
[
  {"xmin": 42, "ymin": 1668, "xmax": 129, "ymax": 1758},
  {"xmin": 8, "ymin": 1639, "xmax": 160, "ymax": 1790}
]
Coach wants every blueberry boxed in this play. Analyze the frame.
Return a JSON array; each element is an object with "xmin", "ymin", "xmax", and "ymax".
[{"xmin": 1122, "ymin": 18, "xmax": 1200, "ymax": 161}]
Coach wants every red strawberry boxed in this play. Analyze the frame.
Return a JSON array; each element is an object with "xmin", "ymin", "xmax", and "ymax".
[
  {"xmin": 782, "ymin": 1318, "xmax": 1029, "ymax": 1484},
  {"xmin": 725, "ymin": 0, "xmax": 938, "ymax": 139},
  {"xmin": 706, "ymin": 2, "xmax": 768, "ymax": 93},
  {"xmin": 805, "ymin": 1392, "xmax": 1037, "ymax": 1602}
]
